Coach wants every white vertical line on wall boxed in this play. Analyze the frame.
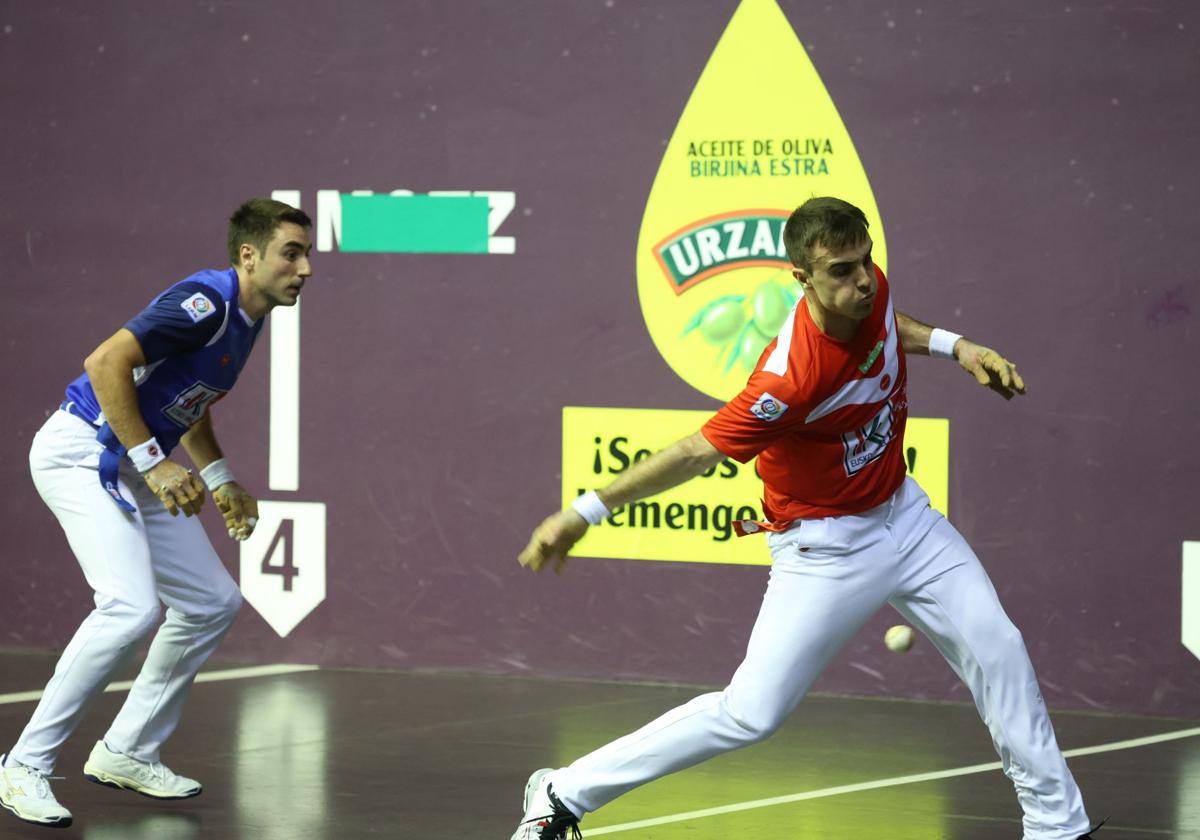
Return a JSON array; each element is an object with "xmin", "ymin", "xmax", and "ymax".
[
  {"xmin": 1183, "ymin": 541, "xmax": 1200, "ymax": 661},
  {"xmin": 269, "ymin": 190, "xmax": 302, "ymax": 491}
]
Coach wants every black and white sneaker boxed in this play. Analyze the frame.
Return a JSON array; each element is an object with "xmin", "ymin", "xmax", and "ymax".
[{"xmin": 509, "ymin": 768, "xmax": 582, "ymax": 840}]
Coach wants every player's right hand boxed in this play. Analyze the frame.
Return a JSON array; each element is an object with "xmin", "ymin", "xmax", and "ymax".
[
  {"xmin": 518, "ymin": 510, "xmax": 589, "ymax": 575},
  {"xmin": 143, "ymin": 459, "xmax": 206, "ymax": 517}
]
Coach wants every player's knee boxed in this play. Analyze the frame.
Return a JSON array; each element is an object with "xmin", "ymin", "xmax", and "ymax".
[
  {"xmin": 171, "ymin": 585, "xmax": 241, "ymax": 628},
  {"xmin": 722, "ymin": 695, "xmax": 786, "ymax": 744},
  {"xmin": 96, "ymin": 592, "xmax": 161, "ymax": 637},
  {"xmin": 978, "ymin": 620, "xmax": 1027, "ymax": 671},
  {"xmin": 733, "ymin": 713, "xmax": 784, "ymax": 744},
  {"xmin": 211, "ymin": 585, "xmax": 243, "ymax": 625},
  {"xmin": 120, "ymin": 605, "xmax": 163, "ymax": 643}
]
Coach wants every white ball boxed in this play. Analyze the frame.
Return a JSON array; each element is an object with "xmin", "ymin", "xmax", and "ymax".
[{"xmin": 884, "ymin": 624, "xmax": 915, "ymax": 653}]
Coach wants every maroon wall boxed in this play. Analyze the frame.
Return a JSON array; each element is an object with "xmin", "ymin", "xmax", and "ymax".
[{"xmin": 2, "ymin": 1, "xmax": 1197, "ymax": 717}]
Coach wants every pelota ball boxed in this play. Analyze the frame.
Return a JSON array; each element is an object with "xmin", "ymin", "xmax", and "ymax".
[{"xmin": 884, "ymin": 624, "xmax": 915, "ymax": 653}]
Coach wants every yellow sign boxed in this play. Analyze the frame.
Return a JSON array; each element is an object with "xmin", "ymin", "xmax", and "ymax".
[
  {"xmin": 637, "ymin": 0, "xmax": 887, "ymax": 402},
  {"xmin": 563, "ymin": 407, "xmax": 948, "ymax": 566}
]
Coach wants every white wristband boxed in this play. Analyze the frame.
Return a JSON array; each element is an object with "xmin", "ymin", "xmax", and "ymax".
[
  {"xmin": 571, "ymin": 490, "xmax": 610, "ymax": 525},
  {"xmin": 128, "ymin": 437, "xmax": 166, "ymax": 473},
  {"xmin": 928, "ymin": 328, "xmax": 963, "ymax": 360},
  {"xmin": 200, "ymin": 457, "xmax": 237, "ymax": 491}
]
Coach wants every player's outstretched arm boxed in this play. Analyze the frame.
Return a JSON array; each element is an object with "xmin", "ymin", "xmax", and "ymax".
[
  {"xmin": 180, "ymin": 412, "xmax": 259, "ymax": 541},
  {"xmin": 518, "ymin": 430, "xmax": 726, "ymax": 575},
  {"xmin": 896, "ymin": 311, "xmax": 1026, "ymax": 400},
  {"xmin": 85, "ymin": 329, "xmax": 205, "ymax": 516}
]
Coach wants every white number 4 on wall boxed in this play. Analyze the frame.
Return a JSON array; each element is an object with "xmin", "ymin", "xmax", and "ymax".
[{"xmin": 240, "ymin": 501, "xmax": 327, "ymax": 638}]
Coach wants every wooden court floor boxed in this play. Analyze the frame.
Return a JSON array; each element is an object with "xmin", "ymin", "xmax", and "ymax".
[{"xmin": 1, "ymin": 651, "xmax": 1197, "ymax": 839}]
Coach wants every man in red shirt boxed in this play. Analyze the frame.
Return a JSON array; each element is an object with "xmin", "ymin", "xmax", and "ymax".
[{"xmin": 510, "ymin": 198, "xmax": 1097, "ymax": 840}]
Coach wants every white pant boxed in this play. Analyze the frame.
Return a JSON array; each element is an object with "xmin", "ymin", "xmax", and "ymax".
[
  {"xmin": 551, "ymin": 478, "xmax": 1090, "ymax": 840},
  {"xmin": 9, "ymin": 410, "xmax": 242, "ymax": 772}
]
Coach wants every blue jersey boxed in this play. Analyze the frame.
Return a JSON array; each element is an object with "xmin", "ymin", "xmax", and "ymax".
[
  {"xmin": 63, "ymin": 268, "xmax": 264, "ymax": 510},
  {"xmin": 66, "ymin": 267, "xmax": 263, "ymax": 453}
]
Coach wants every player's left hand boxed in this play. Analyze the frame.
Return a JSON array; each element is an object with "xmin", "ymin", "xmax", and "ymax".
[
  {"xmin": 518, "ymin": 510, "xmax": 589, "ymax": 575},
  {"xmin": 213, "ymin": 482, "xmax": 259, "ymax": 541},
  {"xmin": 954, "ymin": 339, "xmax": 1026, "ymax": 400}
]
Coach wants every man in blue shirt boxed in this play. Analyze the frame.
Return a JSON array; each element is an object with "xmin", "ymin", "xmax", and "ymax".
[{"xmin": 0, "ymin": 198, "xmax": 313, "ymax": 828}]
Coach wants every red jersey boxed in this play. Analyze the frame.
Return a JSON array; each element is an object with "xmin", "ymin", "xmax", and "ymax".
[{"xmin": 701, "ymin": 266, "xmax": 908, "ymax": 524}]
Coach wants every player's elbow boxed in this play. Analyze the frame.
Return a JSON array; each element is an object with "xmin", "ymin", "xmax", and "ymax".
[
  {"xmin": 682, "ymin": 431, "xmax": 726, "ymax": 474},
  {"xmin": 82, "ymin": 347, "xmax": 110, "ymax": 379},
  {"xmin": 84, "ymin": 332, "xmax": 142, "ymax": 379},
  {"xmin": 84, "ymin": 347, "xmax": 129, "ymax": 383}
]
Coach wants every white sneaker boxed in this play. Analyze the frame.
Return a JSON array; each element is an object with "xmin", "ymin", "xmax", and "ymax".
[
  {"xmin": 510, "ymin": 767, "xmax": 581, "ymax": 840},
  {"xmin": 83, "ymin": 741, "xmax": 201, "ymax": 799},
  {"xmin": 0, "ymin": 754, "xmax": 73, "ymax": 828}
]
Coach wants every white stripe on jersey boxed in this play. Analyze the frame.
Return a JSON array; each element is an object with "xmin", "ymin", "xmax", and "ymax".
[
  {"xmin": 805, "ymin": 300, "xmax": 898, "ymax": 423},
  {"xmin": 204, "ymin": 302, "xmax": 232, "ymax": 348},
  {"xmin": 132, "ymin": 359, "xmax": 167, "ymax": 388},
  {"xmin": 762, "ymin": 297, "xmax": 802, "ymax": 376}
]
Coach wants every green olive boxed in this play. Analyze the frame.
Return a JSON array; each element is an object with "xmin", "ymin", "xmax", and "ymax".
[
  {"xmin": 699, "ymin": 300, "xmax": 746, "ymax": 343},
  {"xmin": 751, "ymin": 282, "xmax": 790, "ymax": 336},
  {"xmin": 739, "ymin": 328, "xmax": 771, "ymax": 371}
]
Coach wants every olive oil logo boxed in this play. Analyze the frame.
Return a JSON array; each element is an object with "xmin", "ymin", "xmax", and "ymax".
[
  {"xmin": 637, "ymin": 0, "xmax": 888, "ymax": 400},
  {"xmin": 653, "ymin": 210, "xmax": 789, "ymax": 294}
]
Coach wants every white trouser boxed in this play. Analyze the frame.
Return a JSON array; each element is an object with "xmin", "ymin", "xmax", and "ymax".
[
  {"xmin": 9, "ymin": 410, "xmax": 242, "ymax": 772},
  {"xmin": 551, "ymin": 477, "xmax": 1090, "ymax": 840}
]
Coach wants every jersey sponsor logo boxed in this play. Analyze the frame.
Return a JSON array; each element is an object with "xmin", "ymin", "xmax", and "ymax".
[
  {"xmin": 162, "ymin": 381, "xmax": 227, "ymax": 427},
  {"xmin": 180, "ymin": 293, "xmax": 217, "ymax": 323},
  {"xmin": 858, "ymin": 339, "xmax": 884, "ymax": 373},
  {"xmin": 750, "ymin": 392, "xmax": 789, "ymax": 422},
  {"xmin": 842, "ymin": 401, "xmax": 896, "ymax": 476}
]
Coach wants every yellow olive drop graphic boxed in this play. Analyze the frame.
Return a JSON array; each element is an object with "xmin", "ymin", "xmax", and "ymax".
[{"xmin": 636, "ymin": 0, "xmax": 889, "ymax": 401}]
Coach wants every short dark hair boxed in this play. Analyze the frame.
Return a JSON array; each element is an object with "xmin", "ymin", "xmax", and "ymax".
[
  {"xmin": 227, "ymin": 198, "xmax": 312, "ymax": 265},
  {"xmin": 783, "ymin": 197, "xmax": 870, "ymax": 271}
]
